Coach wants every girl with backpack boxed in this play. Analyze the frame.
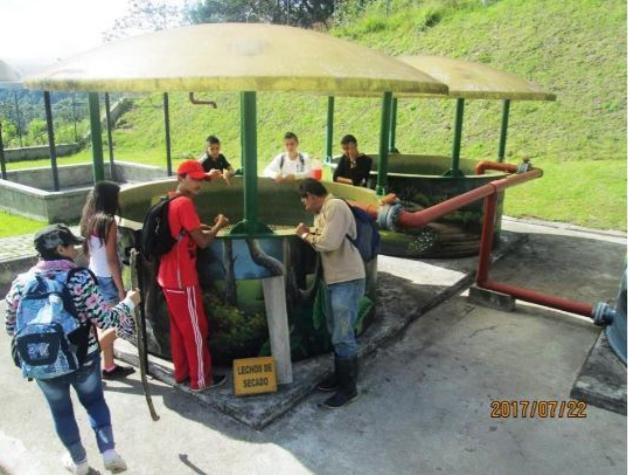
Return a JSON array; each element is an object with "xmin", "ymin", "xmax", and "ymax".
[
  {"xmin": 80, "ymin": 181, "xmax": 135, "ymax": 380},
  {"xmin": 4, "ymin": 224, "xmax": 140, "ymax": 474}
]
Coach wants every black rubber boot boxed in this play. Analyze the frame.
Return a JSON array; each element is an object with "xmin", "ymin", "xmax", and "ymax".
[
  {"xmin": 317, "ymin": 356, "xmax": 340, "ymax": 392},
  {"xmin": 322, "ymin": 356, "xmax": 359, "ymax": 409}
]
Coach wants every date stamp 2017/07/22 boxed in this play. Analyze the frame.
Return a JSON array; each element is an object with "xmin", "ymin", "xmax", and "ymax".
[{"xmin": 490, "ymin": 400, "xmax": 587, "ymax": 419}]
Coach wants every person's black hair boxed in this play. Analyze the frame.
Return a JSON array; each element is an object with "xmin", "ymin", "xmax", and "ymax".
[
  {"xmin": 34, "ymin": 224, "xmax": 83, "ymax": 261},
  {"xmin": 340, "ymin": 134, "xmax": 358, "ymax": 146},
  {"xmin": 79, "ymin": 181, "xmax": 120, "ymax": 246},
  {"xmin": 206, "ymin": 135, "xmax": 220, "ymax": 145},
  {"xmin": 39, "ymin": 248, "xmax": 63, "ymax": 261},
  {"xmin": 298, "ymin": 178, "xmax": 328, "ymax": 198},
  {"xmin": 284, "ymin": 131, "xmax": 299, "ymax": 143}
]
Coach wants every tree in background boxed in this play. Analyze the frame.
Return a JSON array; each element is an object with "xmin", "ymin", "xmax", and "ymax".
[
  {"xmin": 103, "ymin": 0, "xmax": 184, "ymax": 42},
  {"xmin": 185, "ymin": 0, "xmax": 337, "ymax": 27}
]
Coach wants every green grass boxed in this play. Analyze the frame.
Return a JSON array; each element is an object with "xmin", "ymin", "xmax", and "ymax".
[
  {"xmin": 4, "ymin": 0, "xmax": 626, "ymax": 231},
  {"xmin": 0, "ymin": 211, "xmax": 47, "ymax": 238}
]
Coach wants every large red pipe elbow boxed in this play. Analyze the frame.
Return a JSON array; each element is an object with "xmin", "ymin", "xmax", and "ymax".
[{"xmin": 475, "ymin": 160, "xmax": 518, "ymax": 175}]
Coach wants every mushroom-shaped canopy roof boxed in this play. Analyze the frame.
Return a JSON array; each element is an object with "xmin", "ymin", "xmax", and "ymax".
[
  {"xmin": 24, "ymin": 23, "xmax": 448, "ymax": 96},
  {"xmin": 398, "ymin": 55, "xmax": 556, "ymax": 101},
  {"xmin": 0, "ymin": 60, "xmax": 22, "ymax": 89}
]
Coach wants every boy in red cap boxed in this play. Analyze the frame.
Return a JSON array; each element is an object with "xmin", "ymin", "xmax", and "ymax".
[{"xmin": 158, "ymin": 160, "xmax": 229, "ymax": 390}]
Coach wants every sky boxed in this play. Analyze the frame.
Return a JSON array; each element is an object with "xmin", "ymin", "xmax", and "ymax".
[{"xmin": 0, "ymin": 0, "xmax": 187, "ymax": 72}]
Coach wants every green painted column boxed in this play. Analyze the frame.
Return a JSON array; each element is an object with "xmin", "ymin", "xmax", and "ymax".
[
  {"xmin": 389, "ymin": 97, "xmax": 398, "ymax": 153},
  {"xmin": 104, "ymin": 93, "xmax": 115, "ymax": 180},
  {"xmin": 376, "ymin": 92, "xmax": 393, "ymax": 195},
  {"xmin": 43, "ymin": 91, "xmax": 60, "ymax": 191},
  {"xmin": 445, "ymin": 98, "xmax": 465, "ymax": 177},
  {"xmin": 498, "ymin": 99, "xmax": 511, "ymax": 163},
  {"xmin": 231, "ymin": 91, "xmax": 272, "ymax": 235},
  {"xmin": 163, "ymin": 93, "xmax": 173, "ymax": 176},
  {"xmin": 325, "ymin": 96, "xmax": 335, "ymax": 162},
  {"xmin": 88, "ymin": 92, "xmax": 105, "ymax": 182}
]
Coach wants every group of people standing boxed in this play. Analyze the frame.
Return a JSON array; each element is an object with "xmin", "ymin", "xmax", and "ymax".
[{"xmin": 4, "ymin": 131, "xmax": 373, "ymax": 474}]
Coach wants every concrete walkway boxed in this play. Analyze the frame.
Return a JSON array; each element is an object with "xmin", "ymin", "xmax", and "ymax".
[
  {"xmin": 0, "ymin": 219, "xmax": 626, "ymax": 475},
  {"xmin": 0, "ymin": 226, "xmax": 82, "ymax": 262}
]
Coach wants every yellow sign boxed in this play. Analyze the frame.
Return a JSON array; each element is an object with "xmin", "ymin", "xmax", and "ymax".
[{"xmin": 232, "ymin": 357, "xmax": 278, "ymax": 397}]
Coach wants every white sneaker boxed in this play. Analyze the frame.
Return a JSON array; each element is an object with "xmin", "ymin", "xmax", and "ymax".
[
  {"xmin": 102, "ymin": 449, "xmax": 127, "ymax": 473},
  {"xmin": 62, "ymin": 453, "xmax": 90, "ymax": 475}
]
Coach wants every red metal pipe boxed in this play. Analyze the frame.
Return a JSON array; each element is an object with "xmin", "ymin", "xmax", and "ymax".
[
  {"xmin": 481, "ymin": 280, "xmax": 594, "ymax": 318},
  {"xmin": 396, "ymin": 169, "xmax": 543, "ymax": 229},
  {"xmin": 397, "ymin": 185, "xmax": 494, "ymax": 228},
  {"xmin": 491, "ymin": 168, "xmax": 543, "ymax": 192},
  {"xmin": 475, "ymin": 160, "xmax": 518, "ymax": 175},
  {"xmin": 476, "ymin": 193, "xmax": 498, "ymax": 285}
]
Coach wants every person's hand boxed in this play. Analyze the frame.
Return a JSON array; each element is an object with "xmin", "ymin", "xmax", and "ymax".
[
  {"xmin": 222, "ymin": 173, "xmax": 231, "ymax": 186},
  {"xmin": 200, "ymin": 223, "xmax": 212, "ymax": 230},
  {"xmin": 126, "ymin": 289, "xmax": 141, "ymax": 306},
  {"xmin": 295, "ymin": 223, "xmax": 309, "ymax": 237},
  {"xmin": 283, "ymin": 174, "xmax": 296, "ymax": 182},
  {"xmin": 118, "ymin": 289, "xmax": 126, "ymax": 303},
  {"xmin": 275, "ymin": 175, "xmax": 286, "ymax": 184},
  {"xmin": 207, "ymin": 169, "xmax": 222, "ymax": 180},
  {"xmin": 214, "ymin": 214, "xmax": 230, "ymax": 229}
]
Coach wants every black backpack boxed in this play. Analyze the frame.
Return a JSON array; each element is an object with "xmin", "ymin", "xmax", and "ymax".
[
  {"xmin": 141, "ymin": 195, "xmax": 183, "ymax": 260},
  {"xmin": 340, "ymin": 200, "xmax": 380, "ymax": 263}
]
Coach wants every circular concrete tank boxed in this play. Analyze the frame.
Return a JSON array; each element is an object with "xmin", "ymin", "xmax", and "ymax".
[
  {"xmin": 117, "ymin": 177, "xmax": 378, "ymax": 364},
  {"xmin": 326, "ymin": 154, "xmax": 507, "ymax": 258}
]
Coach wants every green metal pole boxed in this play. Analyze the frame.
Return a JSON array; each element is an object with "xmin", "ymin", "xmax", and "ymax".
[
  {"xmin": 163, "ymin": 93, "xmax": 173, "ymax": 176},
  {"xmin": 88, "ymin": 92, "xmax": 105, "ymax": 182},
  {"xmin": 43, "ymin": 91, "xmax": 60, "ymax": 191},
  {"xmin": 445, "ymin": 97, "xmax": 465, "ymax": 177},
  {"xmin": 0, "ymin": 121, "xmax": 6, "ymax": 180},
  {"xmin": 498, "ymin": 99, "xmax": 511, "ymax": 163},
  {"xmin": 325, "ymin": 96, "xmax": 335, "ymax": 162},
  {"xmin": 231, "ymin": 91, "xmax": 272, "ymax": 235},
  {"xmin": 104, "ymin": 93, "xmax": 115, "ymax": 180},
  {"xmin": 389, "ymin": 97, "xmax": 398, "ymax": 153},
  {"xmin": 376, "ymin": 91, "xmax": 393, "ymax": 195}
]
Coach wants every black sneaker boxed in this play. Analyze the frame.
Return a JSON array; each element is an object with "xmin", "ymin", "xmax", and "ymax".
[
  {"xmin": 317, "ymin": 373, "xmax": 338, "ymax": 392},
  {"xmin": 322, "ymin": 388, "xmax": 359, "ymax": 409},
  {"xmin": 102, "ymin": 365, "xmax": 135, "ymax": 380}
]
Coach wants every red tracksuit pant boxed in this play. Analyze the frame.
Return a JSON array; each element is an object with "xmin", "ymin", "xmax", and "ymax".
[{"xmin": 162, "ymin": 285, "xmax": 212, "ymax": 390}]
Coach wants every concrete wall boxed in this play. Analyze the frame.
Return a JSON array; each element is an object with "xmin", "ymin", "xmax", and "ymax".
[
  {"xmin": 4, "ymin": 143, "xmax": 81, "ymax": 162},
  {"xmin": 0, "ymin": 161, "xmax": 167, "ymax": 223},
  {"xmin": 4, "ymin": 161, "xmax": 167, "ymax": 191}
]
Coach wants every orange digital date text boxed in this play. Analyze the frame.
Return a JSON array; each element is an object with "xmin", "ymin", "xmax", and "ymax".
[{"xmin": 489, "ymin": 400, "xmax": 587, "ymax": 418}]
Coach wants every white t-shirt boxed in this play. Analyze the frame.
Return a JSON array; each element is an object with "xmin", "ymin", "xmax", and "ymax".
[
  {"xmin": 88, "ymin": 235, "xmax": 111, "ymax": 277},
  {"xmin": 263, "ymin": 152, "xmax": 311, "ymax": 179}
]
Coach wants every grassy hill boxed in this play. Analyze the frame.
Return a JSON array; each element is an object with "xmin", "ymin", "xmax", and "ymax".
[{"xmin": 7, "ymin": 0, "xmax": 626, "ymax": 230}]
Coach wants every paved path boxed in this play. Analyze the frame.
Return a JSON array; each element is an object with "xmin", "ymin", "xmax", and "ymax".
[{"xmin": 0, "ymin": 219, "xmax": 625, "ymax": 475}]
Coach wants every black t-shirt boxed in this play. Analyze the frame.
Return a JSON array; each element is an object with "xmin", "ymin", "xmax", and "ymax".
[
  {"xmin": 333, "ymin": 154, "xmax": 373, "ymax": 187},
  {"xmin": 200, "ymin": 153, "xmax": 231, "ymax": 172}
]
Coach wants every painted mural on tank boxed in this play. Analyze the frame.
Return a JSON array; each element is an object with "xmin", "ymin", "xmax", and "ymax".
[
  {"xmin": 116, "ymin": 178, "xmax": 379, "ymax": 365},
  {"xmin": 326, "ymin": 154, "xmax": 506, "ymax": 258}
]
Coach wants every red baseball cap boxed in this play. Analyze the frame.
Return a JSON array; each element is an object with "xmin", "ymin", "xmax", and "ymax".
[{"xmin": 177, "ymin": 160, "xmax": 211, "ymax": 181}]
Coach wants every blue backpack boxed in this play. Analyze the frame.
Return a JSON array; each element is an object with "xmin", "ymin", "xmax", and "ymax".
[
  {"xmin": 14, "ymin": 269, "xmax": 91, "ymax": 380},
  {"xmin": 341, "ymin": 200, "xmax": 380, "ymax": 263}
]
